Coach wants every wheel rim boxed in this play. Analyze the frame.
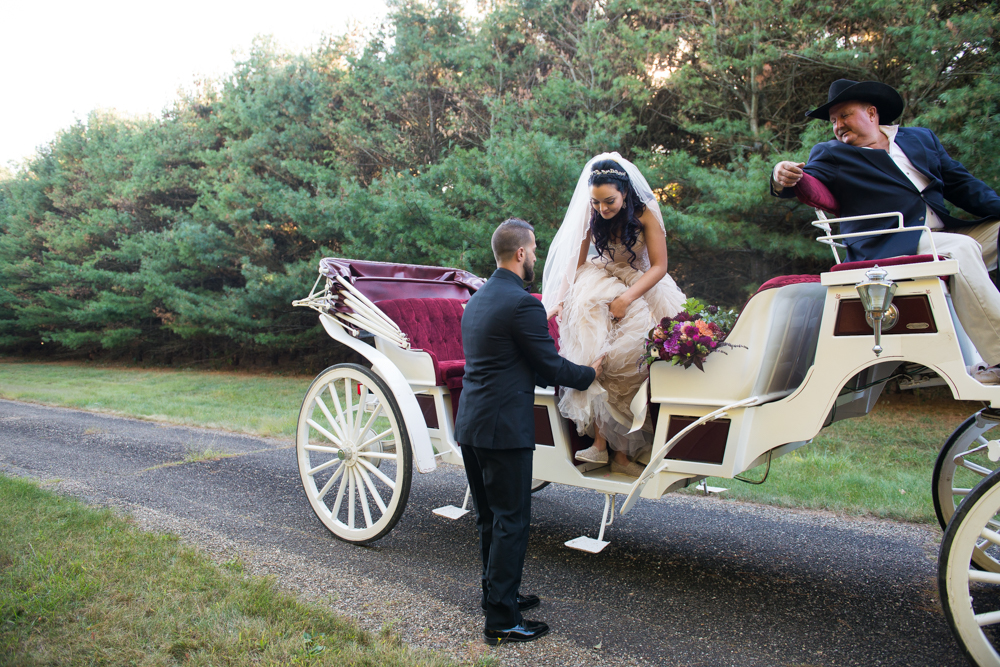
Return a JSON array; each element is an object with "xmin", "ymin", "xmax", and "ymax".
[
  {"xmin": 940, "ymin": 469, "xmax": 1000, "ymax": 666},
  {"xmin": 935, "ymin": 413, "xmax": 1000, "ymax": 571},
  {"xmin": 297, "ymin": 365, "xmax": 411, "ymax": 543}
]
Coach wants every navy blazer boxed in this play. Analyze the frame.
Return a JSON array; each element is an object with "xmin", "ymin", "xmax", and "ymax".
[
  {"xmin": 455, "ymin": 268, "xmax": 596, "ymax": 450},
  {"xmin": 775, "ymin": 126, "xmax": 1000, "ymax": 261}
]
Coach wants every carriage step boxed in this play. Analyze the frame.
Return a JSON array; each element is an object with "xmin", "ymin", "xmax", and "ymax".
[
  {"xmin": 433, "ymin": 485, "xmax": 472, "ymax": 519},
  {"xmin": 432, "ymin": 505, "xmax": 470, "ymax": 519},
  {"xmin": 698, "ymin": 480, "xmax": 728, "ymax": 495},
  {"xmin": 565, "ymin": 536, "xmax": 610, "ymax": 553}
]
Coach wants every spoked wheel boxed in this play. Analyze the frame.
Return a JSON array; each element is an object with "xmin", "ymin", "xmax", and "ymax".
[
  {"xmin": 530, "ymin": 479, "xmax": 550, "ymax": 493},
  {"xmin": 297, "ymin": 363, "xmax": 412, "ymax": 544},
  {"xmin": 939, "ymin": 467, "xmax": 1000, "ymax": 666},
  {"xmin": 934, "ymin": 411, "xmax": 1000, "ymax": 537}
]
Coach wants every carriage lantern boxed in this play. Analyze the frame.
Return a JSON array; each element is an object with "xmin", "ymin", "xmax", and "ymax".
[{"xmin": 855, "ymin": 265, "xmax": 898, "ymax": 357}]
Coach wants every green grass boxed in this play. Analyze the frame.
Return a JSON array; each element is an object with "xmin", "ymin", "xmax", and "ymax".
[
  {"xmin": 0, "ymin": 358, "xmax": 984, "ymax": 524},
  {"xmin": 0, "ymin": 359, "xmax": 309, "ymax": 438},
  {"xmin": 0, "ymin": 475, "xmax": 463, "ymax": 666},
  {"xmin": 684, "ymin": 390, "xmax": 984, "ymax": 524}
]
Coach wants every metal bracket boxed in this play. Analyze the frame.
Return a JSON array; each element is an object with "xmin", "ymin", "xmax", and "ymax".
[
  {"xmin": 565, "ymin": 493, "xmax": 615, "ymax": 554},
  {"xmin": 698, "ymin": 479, "xmax": 728, "ymax": 495},
  {"xmin": 976, "ymin": 408, "xmax": 1000, "ymax": 428},
  {"xmin": 433, "ymin": 486, "xmax": 472, "ymax": 520}
]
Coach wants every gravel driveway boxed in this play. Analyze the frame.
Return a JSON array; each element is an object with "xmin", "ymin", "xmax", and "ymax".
[{"xmin": 0, "ymin": 398, "xmax": 964, "ymax": 666}]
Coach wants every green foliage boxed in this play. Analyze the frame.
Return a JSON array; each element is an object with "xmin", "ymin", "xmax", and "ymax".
[{"xmin": 0, "ymin": 0, "xmax": 996, "ymax": 366}]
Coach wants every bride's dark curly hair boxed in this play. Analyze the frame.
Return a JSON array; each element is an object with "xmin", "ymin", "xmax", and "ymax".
[{"xmin": 588, "ymin": 159, "xmax": 647, "ymax": 269}]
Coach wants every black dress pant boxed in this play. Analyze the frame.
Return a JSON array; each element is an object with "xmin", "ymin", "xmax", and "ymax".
[{"xmin": 462, "ymin": 445, "xmax": 533, "ymax": 630}]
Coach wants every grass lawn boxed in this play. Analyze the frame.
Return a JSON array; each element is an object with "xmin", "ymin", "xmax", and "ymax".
[
  {"xmin": 0, "ymin": 475, "xmax": 464, "ymax": 666},
  {"xmin": 0, "ymin": 358, "xmax": 984, "ymax": 524},
  {"xmin": 0, "ymin": 359, "xmax": 311, "ymax": 438}
]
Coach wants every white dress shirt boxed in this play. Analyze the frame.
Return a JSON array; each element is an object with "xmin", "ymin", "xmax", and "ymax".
[{"xmin": 874, "ymin": 125, "xmax": 944, "ymax": 230}]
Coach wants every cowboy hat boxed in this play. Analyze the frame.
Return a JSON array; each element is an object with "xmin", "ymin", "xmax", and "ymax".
[{"xmin": 805, "ymin": 79, "xmax": 905, "ymax": 123}]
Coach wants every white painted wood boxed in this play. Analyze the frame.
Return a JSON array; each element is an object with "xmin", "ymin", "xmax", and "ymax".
[{"xmin": 319, "ymin": 314, "xmax": 437, "ymax": 473}]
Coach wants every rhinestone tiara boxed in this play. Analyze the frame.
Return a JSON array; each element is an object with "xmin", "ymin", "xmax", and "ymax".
[{"xmin": 591, "ymin": 168, "xmax": 627, "ymax": 178}]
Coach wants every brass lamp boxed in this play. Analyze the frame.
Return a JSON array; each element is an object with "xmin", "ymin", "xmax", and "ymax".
[{"xmin": 855, "ymin": 265, "xmax": 898, "ymax": 357}]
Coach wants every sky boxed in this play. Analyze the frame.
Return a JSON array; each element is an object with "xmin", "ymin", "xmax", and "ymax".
[{"xmin": 0, "ymin": 0, "xmax": 404, "ymax": 168}]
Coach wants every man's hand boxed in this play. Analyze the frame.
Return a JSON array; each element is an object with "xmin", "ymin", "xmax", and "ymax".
[
  {"xmin": 772, "ymin": 161, "xmax": 806, "ymax": 191},
  {"xmin": 590, "ymin": 355, "xmax": 605, "ymax": 380}
]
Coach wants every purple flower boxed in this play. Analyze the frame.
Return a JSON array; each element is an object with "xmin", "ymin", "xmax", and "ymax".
[
  {"xmin": 707, "ymin": 305, "xmax": 718, "ymax": 314},
  {"xmin": 673, "ymin": 312, "xmax": 692, "ymax": 323}
]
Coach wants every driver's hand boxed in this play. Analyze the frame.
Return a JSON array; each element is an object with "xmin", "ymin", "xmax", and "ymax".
[{"xmin": 772, "ymin": 161, "xmax": 805, "ymax": 190}]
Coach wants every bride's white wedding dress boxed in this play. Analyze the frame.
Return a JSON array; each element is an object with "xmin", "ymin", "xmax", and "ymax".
[{"xmin": 557, "ymin": 226, "xmax": 686, "ymax": 456}]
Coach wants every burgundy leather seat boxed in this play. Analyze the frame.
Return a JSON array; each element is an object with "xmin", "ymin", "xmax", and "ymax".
[
  {"xmin": 375, "ymin": 298, "xmax": 468, "ymax": 388},
  {"xmin": 375, "ymin": 294, "xmax": 561, "ymax": 393}
]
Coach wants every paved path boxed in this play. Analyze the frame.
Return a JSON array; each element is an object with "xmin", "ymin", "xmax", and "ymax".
[{"xmin": 0, "ymin": 398, "xmax": 965, "ymax": 666}]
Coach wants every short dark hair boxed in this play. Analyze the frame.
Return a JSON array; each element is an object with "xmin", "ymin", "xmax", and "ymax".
[{"xmin": 491, "ymin": 218, "xmax": 534, "ymax": 262}]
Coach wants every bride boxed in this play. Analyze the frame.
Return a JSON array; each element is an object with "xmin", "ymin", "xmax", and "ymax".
[{"xmin": 542, "ymin": 153, "xmax": 686, "ymax": 476}]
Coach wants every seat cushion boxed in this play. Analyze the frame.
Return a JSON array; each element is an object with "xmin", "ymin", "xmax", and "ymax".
[
  {"xmin": 831, "ymin": 254, "xmax": 939, "ymax": 272},
  {"xmin": 441, "ymin": 360, "xmax": 466, "ymax": 390}
]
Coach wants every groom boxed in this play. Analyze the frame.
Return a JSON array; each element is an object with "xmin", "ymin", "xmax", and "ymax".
[{"xmin": 456, "ymin": 218, "xmax": 602, "ymax": 645}]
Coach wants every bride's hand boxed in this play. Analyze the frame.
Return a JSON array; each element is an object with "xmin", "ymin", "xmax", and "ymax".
[
  {"xmin": 550, "ymin": 303, "xmax": 563, "ymax": 322},
  {"xmin": 608, "ymin": 295, "xmax": 632, "ymax": 321}
]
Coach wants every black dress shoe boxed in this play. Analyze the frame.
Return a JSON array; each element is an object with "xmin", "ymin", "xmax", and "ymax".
[
  {"xmin": 483, "ymin": 619, "xmax": 549, "ymax": 645},
  {"xmin": 481, "ymin": 593, "xmax": 541, "ymax": 612}
]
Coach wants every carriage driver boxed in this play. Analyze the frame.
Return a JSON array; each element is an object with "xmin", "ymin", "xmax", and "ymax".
[
  {"xmin": 455, "ymin": 218, "xmax": 603, "ymax": 645},
  {"xmin": 770, "ymin": 79, "xmax": 1000, "ymax": 383}
]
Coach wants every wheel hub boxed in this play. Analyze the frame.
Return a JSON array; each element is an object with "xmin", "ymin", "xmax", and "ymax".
[{"xmin": 338, "ymin": 445, "xmax": 358, "ymax": 466}]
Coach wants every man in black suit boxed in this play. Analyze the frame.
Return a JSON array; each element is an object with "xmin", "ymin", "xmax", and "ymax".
[
  {"xmin": 770, "ymin": 79, "xmax": 1000, "ymax": 381},
  {"xmin": 455, "ymin": 218, "xmax": 602, "ymax": 645}
]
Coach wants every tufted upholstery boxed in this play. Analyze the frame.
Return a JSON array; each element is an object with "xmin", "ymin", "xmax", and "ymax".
[
  {"xmin": 374, "ymin": 292, "xmax": 564, "ymax": 433},
  {"xmin": 376, "ymin": 298, "xmax": 467, "ymax": 387}
]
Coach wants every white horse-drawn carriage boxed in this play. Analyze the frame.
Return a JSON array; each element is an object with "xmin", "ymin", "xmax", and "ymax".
[{"xmin": 292, "ymin": 183, "xmax": 1000, "ymax": 664}]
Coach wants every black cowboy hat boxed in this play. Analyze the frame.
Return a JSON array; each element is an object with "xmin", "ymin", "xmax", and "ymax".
[{"xmin": 805, "ymin": 79, "xmax": 905, "ymax": 123}]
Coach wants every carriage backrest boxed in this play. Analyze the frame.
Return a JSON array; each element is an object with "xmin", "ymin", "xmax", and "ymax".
[
  {"xmin": 375, "ymin": 298, "xmax": 467, "ymax": 362},
  {"xmin": 651, "ymin": 280, "xmax": 827, "ymax": 406},
  {"xmin": 748, "ymin": 281, "xmax": 826, "ymax": 396}
]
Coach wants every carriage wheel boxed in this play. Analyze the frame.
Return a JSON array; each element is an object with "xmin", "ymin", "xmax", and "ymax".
[
  {"xmin": 530, "ymin": 479, "xmax": 550, "ymax": 493},
  {"xmin": 297, "ymin": 363, "xmax": 412, "ymax": 544},
  {"xmin": 933, "ymin": 412, "xmax": 1000, "ymax": 548},
  {"xmin": 939, "ymin": 468, "xmax": 1000, "ymax": 666}
]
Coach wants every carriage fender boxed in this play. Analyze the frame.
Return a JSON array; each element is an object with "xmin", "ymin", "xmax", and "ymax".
[{"xmin": 319, "ymin": 313, "xmax": 437, "ymax": 473}]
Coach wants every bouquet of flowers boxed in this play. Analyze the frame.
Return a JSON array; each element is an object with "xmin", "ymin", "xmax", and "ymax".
[{"xmin": 640, "ymin": 298, "xmax": 741, "ymax": 371}]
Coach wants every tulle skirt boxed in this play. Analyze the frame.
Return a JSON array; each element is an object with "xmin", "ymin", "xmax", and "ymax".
[{"xmin": 557, "ymin": 258, "xmax": 686, "ymax": 457}]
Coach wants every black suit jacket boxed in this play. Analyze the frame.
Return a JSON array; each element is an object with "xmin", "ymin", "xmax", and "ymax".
[
  {"xmin": 455, "ymin": 268, "xmax": 596, "ymax": 450},
  {"xmin": 774, "ymin": 126, "xmax": 1000, "ymax": 261}
]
